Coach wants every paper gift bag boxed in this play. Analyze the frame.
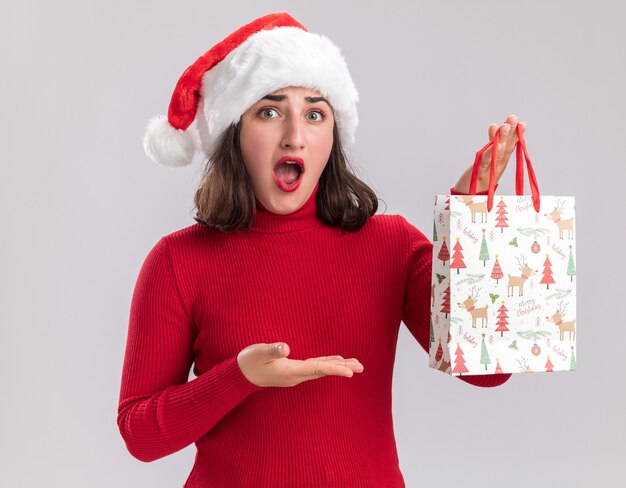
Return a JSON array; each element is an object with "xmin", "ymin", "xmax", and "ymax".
[{"xmin": 429, "ymin": 125, "xmax": 576, "ymax": 376}]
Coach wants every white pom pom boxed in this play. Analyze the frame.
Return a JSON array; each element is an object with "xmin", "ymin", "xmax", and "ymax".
[{"xmin": 143, "ymin": 115, "xmax": 196, "ymax": 167}]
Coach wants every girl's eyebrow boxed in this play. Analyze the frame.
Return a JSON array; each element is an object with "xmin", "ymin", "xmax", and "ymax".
[{"xmin": 261, "ymin": 94, "xmax": 330, "ymax": 106}]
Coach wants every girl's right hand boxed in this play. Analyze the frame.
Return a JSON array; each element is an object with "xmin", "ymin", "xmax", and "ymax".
[{"xmin": 236, "ymin": 342, "xmax": 365, "ymax": 388}]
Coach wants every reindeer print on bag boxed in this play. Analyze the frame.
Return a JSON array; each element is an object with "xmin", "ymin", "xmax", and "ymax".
[
  {"xmin": 544, "ymin": 198, "xmax": 575, "ymax": 240},
  {"xmin": 507, "ymin": 255, "xmax": 538, "ymax": 297},
  {"xmin": 457, "ymin": 286, "xmax": 489, "ymax": 328},
  {"xmin": 546, "ymin": 301, "xmax": 576, "ymax": 341},
  {"xmin": 456, "ymin": 196, "xmax": 488, "ymax": 223}
]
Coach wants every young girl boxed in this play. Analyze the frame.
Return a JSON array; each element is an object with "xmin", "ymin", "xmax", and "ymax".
[{"xmin": 118, "ymin": 12, "xmax": 525, "ymax": 487}]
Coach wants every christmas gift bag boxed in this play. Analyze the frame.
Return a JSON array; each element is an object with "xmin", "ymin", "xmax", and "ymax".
[{"xmin": 429, "ymin": 125, "xmax": 576, "ymax": 376}]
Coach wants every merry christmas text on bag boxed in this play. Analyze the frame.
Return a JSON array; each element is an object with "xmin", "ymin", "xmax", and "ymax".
[{"xmin": 429, "ymin": 125, "xmax": 576, "ymax": 376}]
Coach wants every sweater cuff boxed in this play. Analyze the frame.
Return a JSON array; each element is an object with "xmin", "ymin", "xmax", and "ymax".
[
  {"xmin": 192, "ymin": 355, "xmax": 264, "ymax": 411},
  {"xmin": 450, "ymin": 184, "xmax": 498, "ymax": 196},
  {"xmin": 457, "ymin": 372, "xmax": 512, "ymax": 388},
  {"xmin": 224, "ymin": 355, "xmax": 265, "ymax": 393}
]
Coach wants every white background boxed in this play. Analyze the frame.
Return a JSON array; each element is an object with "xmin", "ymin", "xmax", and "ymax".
[{"xmin": 1, "ymin": 1, "xmax": 623, "ymax": 487}]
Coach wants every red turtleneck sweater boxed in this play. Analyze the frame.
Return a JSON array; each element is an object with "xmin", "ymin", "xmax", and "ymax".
[{"xmin": 117, "ymin": 182, "xmax": 509, "ymax": 487}]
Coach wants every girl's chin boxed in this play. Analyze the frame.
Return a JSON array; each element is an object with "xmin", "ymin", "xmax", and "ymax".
[{"xmin": 259, "ymin": 188, "xmax": 309, "ymax": 214}]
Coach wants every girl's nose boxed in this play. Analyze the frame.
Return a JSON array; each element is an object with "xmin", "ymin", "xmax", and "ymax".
[{"xmin": 281, "ymin": 116, "xmax": 305, "ymax": 149}]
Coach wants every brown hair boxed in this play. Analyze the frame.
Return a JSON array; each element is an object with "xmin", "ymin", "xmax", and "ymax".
[{"xmin": 193, "ymin": 121, "xmax": 380, "ymax": 234}]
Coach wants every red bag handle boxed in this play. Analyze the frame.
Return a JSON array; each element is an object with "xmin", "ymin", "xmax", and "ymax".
[{"xmin": 468, "ymin": 124, "xmax": 541, "ymax": 212}]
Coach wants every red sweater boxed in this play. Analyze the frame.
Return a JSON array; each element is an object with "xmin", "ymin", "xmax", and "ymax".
[{"xmin": 117, "ymin": 182, "xmax": 509, "ymax": 487}]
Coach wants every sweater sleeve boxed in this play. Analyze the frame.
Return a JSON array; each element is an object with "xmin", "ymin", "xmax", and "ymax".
[
  {"xmin": 117, "ymin": 236, "xmax": 263, "ymax": 462},
  {"xmin": 400, "ymin": 186, "xmax": 511, "ymax": 388}
]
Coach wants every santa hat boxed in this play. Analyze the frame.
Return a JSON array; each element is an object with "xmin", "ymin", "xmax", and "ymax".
[{"xmin": 143, "ymin": 12, "xmax": 359, "ymax": 167}]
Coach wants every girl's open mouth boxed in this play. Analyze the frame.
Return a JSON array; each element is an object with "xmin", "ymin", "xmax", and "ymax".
[{"xmin": 273, "ymin": 161, "xmax": 304, "ymax": 192}]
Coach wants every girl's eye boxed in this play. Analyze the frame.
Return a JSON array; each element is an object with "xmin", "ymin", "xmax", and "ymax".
[
  {"xmin": 259, "ymin": 108, "xmax": 278, "ymax": 119},
  {"xmin": 308, "ymin": 110, "xmax": 327, "ymax": 121}
]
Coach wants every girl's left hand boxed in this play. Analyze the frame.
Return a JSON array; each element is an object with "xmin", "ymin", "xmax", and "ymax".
[{"xmin": 453, "ymin": 114, "xmax": 527, "ymax": 194}]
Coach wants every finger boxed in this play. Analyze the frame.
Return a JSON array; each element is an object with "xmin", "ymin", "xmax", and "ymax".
[
  {"xmin": 480, "ymin": 145, "xmax": 493, "ymax": 169},
  {"xmin": 328, "ymin": 358, "xmax": 364, "ymax": 371},
  {"xmin": 286, "ymin": 359, "xmax": 343, "ymax": 378},
  {"xmin": 306, "ymin": 355, "xmax": 344, "ymax": 362},
  {"xmin": 503, "ymin": 114, "xmax": 519, "ymax": 149},
  {"xmin": 498, "ymin": 123, "xmax": 511, "ymax": 163},
  {"xmin": 265, "ymin": 342, "xmax": 288, "ymax": 359},
  {"xmin": 496, "ymin": 122, "xmax": 515, "ymax": 168},
  {"xmin": 309, "ymin": 360, "xmax": 353, "ymax": 378},
  {"xmin": 488, "ymin": 123, "xmax": 497, "ymax": 141},
  {"xmin": 312, "ymin": 361, "xmax": 327, "ymax": 377},
  {"xmin": 485, "ymin": 123, "xmax": 508, "ymax": 168},
  {"xmin": 304, "ymin": 358, "xmax": 363, "ymax": 374}
]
